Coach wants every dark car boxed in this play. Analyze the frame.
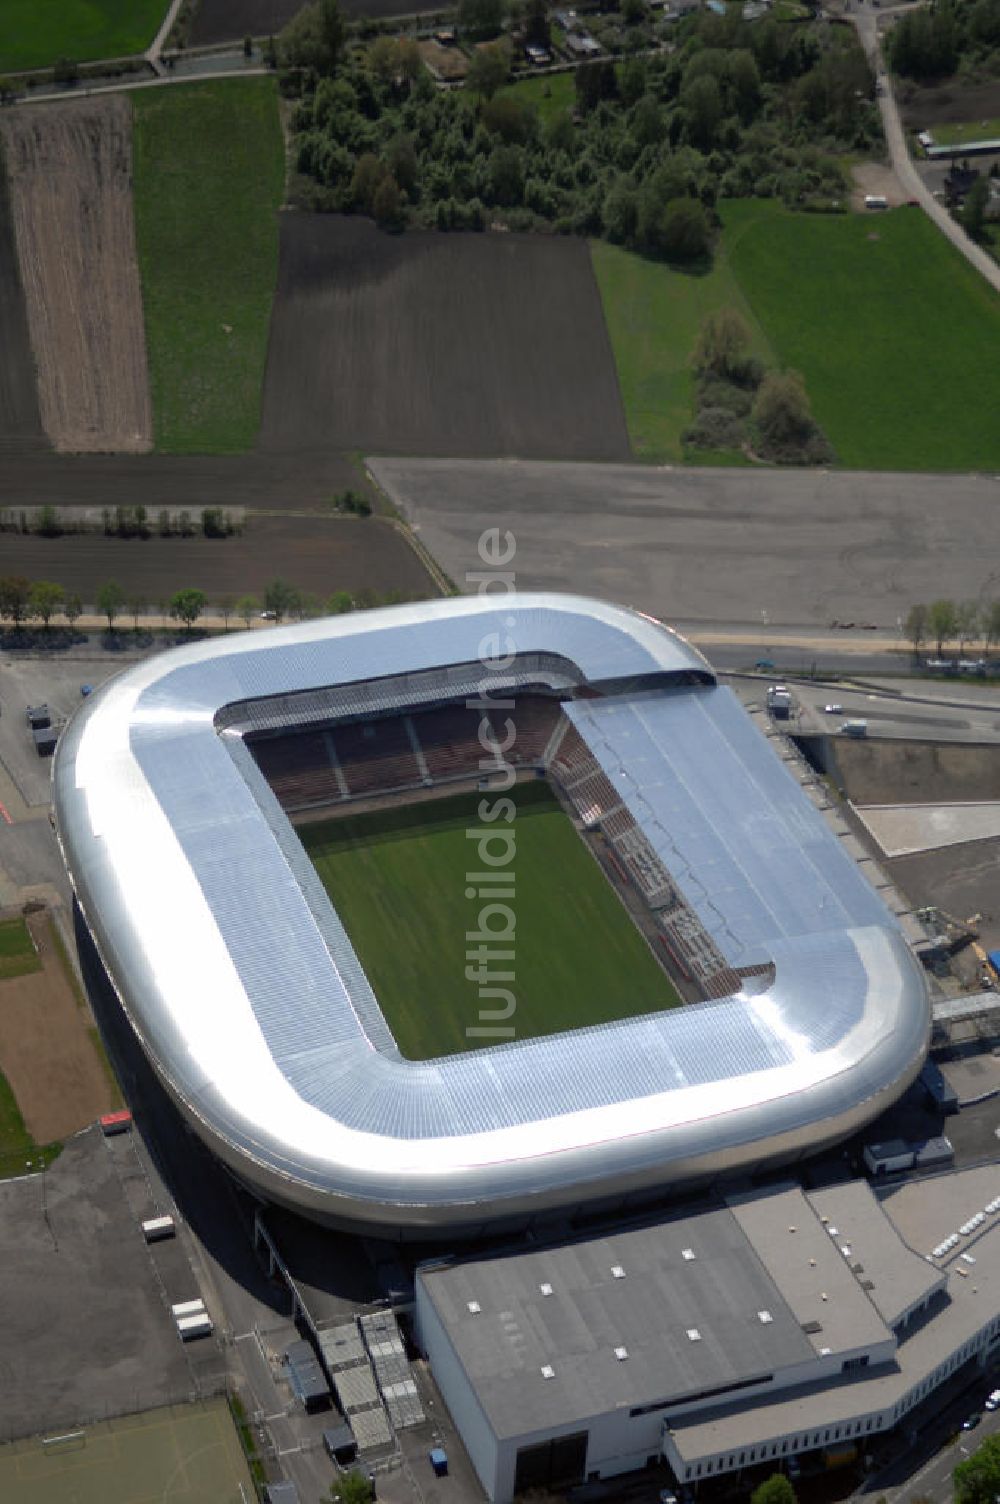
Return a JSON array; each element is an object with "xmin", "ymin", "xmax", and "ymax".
[{"xmin": 963, "ymin": 1413, "xmax": 982, "ymax": 1431}]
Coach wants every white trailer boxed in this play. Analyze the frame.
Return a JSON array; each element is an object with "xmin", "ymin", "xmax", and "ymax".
[
  {"xmin": 142, "ymin": 1215, "xmax": 176, "ymax": 1243},
  {"xmin": 171, "ymin": 1299, "xmax": 206, "ymax": 1319},
  {"xmin": 176, "ymin": 1313, "xmax": 213, "ymax": 1341}
]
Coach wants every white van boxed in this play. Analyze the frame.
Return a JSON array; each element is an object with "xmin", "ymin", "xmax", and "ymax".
[{"xmin": 864, "ymin": 194, "xmax": 888, "ymax": 209}]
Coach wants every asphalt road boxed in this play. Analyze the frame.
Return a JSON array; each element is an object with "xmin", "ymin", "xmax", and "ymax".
[{"xmin": 369, "ymin": 458, "xmax": 1000, "ymax": 629}]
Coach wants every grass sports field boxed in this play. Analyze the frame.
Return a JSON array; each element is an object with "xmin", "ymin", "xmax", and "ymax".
[
  {"xmin": 0, "ymin": 1069, "xmax": 60, "ymax": 1180},
  {"xmin": 0, "ymin": 1399, "xmax": 253, "ymax": 1504},
  {"xmin": 0, "ymin": 919, "xmax": 40, "ymax": 981},
  {"xmin": 132, "ymin": 79, "xmax": 284, "ymax": 453},
  {"xmin": 301, "ymin": 782, "xmax": 680, "ymax": 1059},
  {"xmin": 591, "ymin": 238, "xmax": 772, "ymax": 464},
  {"xmin": 0, "ymin": 0, "xmax": 165, "ymax": 72},
  {"xmin": 501, "ymin": 71, "xmax": 576, "ymax": 125}
]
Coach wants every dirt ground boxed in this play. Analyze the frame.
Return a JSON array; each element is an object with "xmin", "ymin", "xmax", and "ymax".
[
  {"xmin": 0, "ymin": 155, "xmax": 45, "ymax": 452},
  {"xmin": 0, "ymin": 97, "xmax": 151, "ymax": 454},
  {"xmin": 898, "ymin": 77, "xmax": 1000, "ymax": 129},
  {"xmin": 0, "ymin": 513, "xmax": 435, "ymax": 602},
  {"xmin": 850, "ymin": 160, "xmax": 907, "ymax": 209},
  {"xmin": 0, "ymin": 913, "xmax": 118, "ymax": 1142},
  {"xmin": 258, "ymin": 215, "xmax": 631, "ymax": 461},
  {"xmin": 832, "ymin": 738, "xmax": 1000, "ymax": 806},
  {"xmin": 190, "ymin": 0, "xmax": 439, "ymax": 45}
]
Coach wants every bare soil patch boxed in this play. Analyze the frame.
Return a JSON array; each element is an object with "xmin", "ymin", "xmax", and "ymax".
[
  {"xmin": 850, "ymin": 160, "xmax": 906, "ymax": 210},
  {"xmin": 258, "ymin": 216, "xmax": 631, "ymax": 461},
  {"xmin": 899, "ymin": 78, "xmax": 1000, "ymax": 130},
  {"xmin": 0, "ymin": 513, "xmax": 434, "ymax": 602},
  {"xmin": 0, "ymin": 150, "xmax": 44, "ymax": 452},
  {"xmin": 833, "ymin": 738, "xmax": 1000, "ymax": 806},
  {"xmin": 0, "ymin": 914, "xmax": 118, "ymax": 1142},
  {"xmin": 0, "ymin": 98, "xmax": 151, "ymax": 454}
]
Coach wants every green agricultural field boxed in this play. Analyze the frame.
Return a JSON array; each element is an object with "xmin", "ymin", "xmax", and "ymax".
[
  {"xmin": 500, "ymin": 70, "xmax": 576, "ymax": 125},
  {"xmin": 0, "ymin": 0, "xmax": 165, "ymax": 72},
  {"xmin": 0, "ymin": 1071, "xmax": 59, "ymax": 1180},
  {"xmin": 591, "ymin": 238, "xmax": 773, "ymax": 462},
  {"xmin": 0, "ymin": 1398, "xmax": 253, "ymax": 1504},
  {"xmin": 132, "ymin": 79, "xmax": 284, "ymax": 453},
  {"xmin": 301, "ymin": 782, "xmax": 680, "ymax": 1060},
  {"xmin": 931, "ymin": 117, "xmax": 1000, "ymax": 145},
  {"xmin": 0, "ymin": 918, "xmax": 40, "ymax": 981},
  {"xmin": 723, "ymin": 198, "xmax": 1000, "ymax": 469}
]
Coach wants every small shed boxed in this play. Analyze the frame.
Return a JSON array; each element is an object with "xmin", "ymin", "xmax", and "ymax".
[
  {"xmin": 26, "ymin": 704, "xmax": 50, "ymax": 729},
  {"xmin": 265, "ymin": 1483, "xmax": 301, "ymax": 1504},
  {"xmin": 33, "ymin": 725, "xmax": 58, "ymax": 757},
  {"xmin": 285, "ymin": 1339, "xmax": 331, "ymax": 1412},
  {"xmin": 323, "ymin": 1421, "xmax": 358, "ymax": 1464}
]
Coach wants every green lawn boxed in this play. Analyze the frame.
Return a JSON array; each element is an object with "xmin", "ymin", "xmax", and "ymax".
[
  {"xmin": 722, "ymin": 198, "xmax": 1000, "ymax": 469},
  {"xmin": 0, "ymin": 0, "xmax": 165, "ymax": 71},
  {"xmin": 931, "ymin": 117, "xmax": 1000, "ymax": 145},
  {"xmin": 0, "ymin": 1070, "xmax": 60, "ymax": 1180},
  {"xmin": 301, "ymin": 782, "xmax": 680, "ymax": 1060},
  {"xmin": 500, "ymin": 70, "xmax": 576, "ymax": 124},
  {"xmin": 591, "ymin": 237, "xmax": 774, "ymax": 462},
  {"xmin": 132, "ymin": 79, "xmax": 284, "ymax": 453},
  {"xmin": 0, "ymin": 918, "xmax": 40, "ymax": 981}
]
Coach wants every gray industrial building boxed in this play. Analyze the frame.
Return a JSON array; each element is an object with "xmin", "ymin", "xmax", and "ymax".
[{"xmin": 415, "ymin": 1169, "xmax": 1000, "ymax": 1503}]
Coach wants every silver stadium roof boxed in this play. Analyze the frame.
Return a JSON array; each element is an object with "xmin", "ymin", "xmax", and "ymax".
[{"xmin": 53, "ymin": 594, "xmax": 929, "ymax": 1233}]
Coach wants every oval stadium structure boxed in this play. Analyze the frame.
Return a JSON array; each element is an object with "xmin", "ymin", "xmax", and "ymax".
[{"xmin": 53, "ymin": 594, "xmax": 930, "ymax": 1235}]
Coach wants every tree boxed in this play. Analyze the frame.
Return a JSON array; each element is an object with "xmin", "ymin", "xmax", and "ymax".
[
  {"xmin": 927, "ymin": 598, "xmax": 958, "ymax": 657},
  {"xmin": 330, "ymin": 1469, "xmax": 374, "ymax": 1503},
  {"xmin": 28, "ymin": 580, "xmax": 64, "ymax": 628},
  {"xmin": 984, "ymin": 600, "xmax": 1000, "ymax": 656},
  {"xmin": 372, "ymin": 173, "xmax": 404, "ymax": 230},
  {"xmin": 750, "ymin": 1477, "xmax": 796, "ymax": 1504},
  {"xmin": 753, "ymin": 370, "xmax": 814, "ymax": 447},
  {"xmin": 488, "ymin": 144, "xmax": 525, "ymax": 206},
  {"xmin": 693, "ymin": 307, "xmax": 752, "ymax": 381},
  {"xmin": 236, "ymin": 594, "xmax": 260, "ymax": 629},
  {"xmin": 97, "ymin": 580, "xmax": 126, "ymax": 630},
  {"xmin": 127, "ymin": 593, "xmax": 147, "ymax": 631},
  {"xmin": 681, "ymin": 73, "xmax": 722, "ymax": 148},
  {"xmin": 956, "ymin": 599, "xmax": 981, "ymax": 657},
  {"xmin": 647, "ymin": 197, "xmax": 710, "ymax": 262},
  {"xmin": 170, "ymin": 589, "xmax": 207, "ymax": 629},
  {"xmin": 264, "ymin": 579, "xmax": 299, "ymax": 622},
  {"xmin": 0, "ymin": 575, "xmax": 33, "ymax": 626},
  {"xmin": 64, "ymin": 594, "xmax": 83, "ymax": 628},
  {"xmin": 53, "ymin": 56, "xmax": 79, "ymax": 86},
  {"xmin": 327, "ymin": 589, "xmax": 354, "ymax": 614},
  {"xmin": 961, "ymin": 176, "xmax": 990, "ymax": 240},
  {"xmin": 37, "ymin": 504, "xmax": 61, "ymax": 537},
  {"xmin": 904, "ymin": 602, "xmax": 928, "ymax": 657},
  {"xmin": 351, "ymin": 152, "xmax": 386, "ymax": 215},
  {"xmin": 465, "ymin": 40, "xmax": 510, "ymax": 98},
  {"xmin": 458, "ymin": 0, "xmax": 506, "ymax": 42},
  {"xmin": 279, "ymin": 0, "xmax": 344, "ymax": 73},
  {"xmin": 217, "ymin": 594, "xmax": 235, "ymax": 631},
  {"xmin": 955, "ymin": 1433, "xmax": 1000, "ymax": 1504}
]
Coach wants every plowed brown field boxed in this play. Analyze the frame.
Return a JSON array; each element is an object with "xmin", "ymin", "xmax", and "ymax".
[
  {"xmin": 258, "ymin": 216, "xmax": 631, "ymax": 461},
  {"xmin": 0, "ymin": 149, "xmax": 44, "ymax": 451},
  {"xmin": 0, "ymin": 98, "xmax": 152, "ymax": 455}
]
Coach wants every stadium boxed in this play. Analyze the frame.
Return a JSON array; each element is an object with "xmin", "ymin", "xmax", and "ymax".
[{"xmin": 53, "ymin": 594, "xmax": 929, "ymax": 1237}]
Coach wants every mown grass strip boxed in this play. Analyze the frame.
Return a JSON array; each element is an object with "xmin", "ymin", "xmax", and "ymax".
[
  {"xmin": 132, "ymin": 78, "xmax": 284, "ymax": 453},
  {"xmin": 0, "ymin": 918, "xmax": 40, "ymax": 981},
  {"xmin": 590, "ymin": 235, "xmax": 773, "ymax": 463},
  {"xmin": 0, "ymin": 0, "xmax": 166, "ymax": 72},
  {"xmin": 0, "ymin": 1069, "xmax": 60, "ymax": 1180}
]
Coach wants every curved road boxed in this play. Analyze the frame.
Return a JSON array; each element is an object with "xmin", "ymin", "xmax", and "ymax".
[{"xmin": 852, "ymin": 6, "xmax": 1000, "ymax": 293}]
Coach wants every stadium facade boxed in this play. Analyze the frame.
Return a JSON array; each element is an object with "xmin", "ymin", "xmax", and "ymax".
[{"xmin": 53, "ymin": 594, "xmax": 930, "ymax": 1235}]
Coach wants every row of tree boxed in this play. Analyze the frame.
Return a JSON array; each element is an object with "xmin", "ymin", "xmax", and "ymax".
[
  {"xmin": 286, "ymin": 0, "xmax": 874, "ymax": 250},
  {"xmin": 0, "ymin": 577, "xmax": 422, "ymax": 632},
  {"xmin": 904, "ymin": 598, "xmax": 1000, "ymax": 657},
  {"xmin": 0, "ymin": 505, "xmax": 241, "ymax": 541}
]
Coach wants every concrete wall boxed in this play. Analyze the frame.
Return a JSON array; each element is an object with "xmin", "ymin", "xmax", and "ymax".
[{"xmin": 415, "ymin": 1278, "xmax": 499, "ymax": 1501}]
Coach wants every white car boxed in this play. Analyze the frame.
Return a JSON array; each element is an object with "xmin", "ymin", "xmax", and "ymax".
[
  {"xmin": 823, "ymin": 703, "xmax": 844, "ymax": 715},
  {"xmin": 985, "ymin": 1389, "xmax": 1000, "ymax": 1410}
]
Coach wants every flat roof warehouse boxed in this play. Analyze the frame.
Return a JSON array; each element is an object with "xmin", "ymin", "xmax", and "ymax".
[{"xmin": 53, "ymin": 595, "xmax": 929, "ymax": 1233}]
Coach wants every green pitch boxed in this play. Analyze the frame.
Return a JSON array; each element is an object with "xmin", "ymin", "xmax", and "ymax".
[
  {"xmin": 0, "ymin": 1399, "xmax": 253, "ymax": 1504},
  {"xmin": 300, "ymin": 781, "xmax": 681, "ymax": 1060}
]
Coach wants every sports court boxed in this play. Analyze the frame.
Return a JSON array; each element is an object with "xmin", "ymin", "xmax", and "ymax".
[{"xmin": 0, "ymin": 1399, "xmax": 254, "ymax": 1504}]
